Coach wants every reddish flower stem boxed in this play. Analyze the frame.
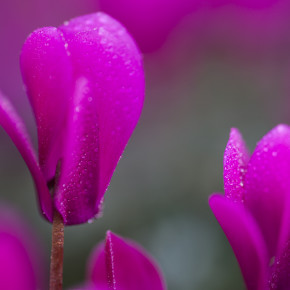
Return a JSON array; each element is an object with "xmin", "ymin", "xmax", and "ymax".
[{"xmin": 49, "ymin": 209, "xmax": 64, "ymax": 290}]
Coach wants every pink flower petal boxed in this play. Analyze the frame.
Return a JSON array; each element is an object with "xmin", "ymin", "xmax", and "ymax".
[
  {"xmin": 59, "ymin": 12, "xmax": 144, "ymax": 198},
  {"xmin": 0, "ymin": 206, "xmax": 45, "ymax": 290},
  {"xmin": 20, "ymin": 27, "xmax": 73, "ymax": 181},
  {"xmin": 53, "ymin": 13, "xmax": 144, "ymax": 224},
  {"xmin": 244, "ymin": 124, "xmax": 290, "ymax": 256},
  {"xmin": 54, "ymin": 78, "xmax": 100, "ymax": 224},
  {"xmin": 89, "ymin": 231, "xmax": 166, "ymax": 290},
  {"xmin": 270, "ymin": 241, "xmax": 290, "ymax": 290},
  {"xmin": 223, "ymin": 128, "xmax": 250, "ymax": 202},
  {"xmin": 209, "ymin": 194, "xmax": 268, "ymax": 290},
  {"xmin": 0, "ymin": 233, "xmax": 37, "ymax": 290},
  {"xmin": 269, "ymin": 192, "xmax": 290, "ymax": 290},
  {"xmin": 0, "ymin": 92, "xmax": 53, "ymax": 221}
]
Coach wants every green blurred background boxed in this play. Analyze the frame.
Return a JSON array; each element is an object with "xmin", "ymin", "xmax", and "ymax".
[{"xmin": 1, "ymin": 1, "xmax": 290, "ymax": 289}]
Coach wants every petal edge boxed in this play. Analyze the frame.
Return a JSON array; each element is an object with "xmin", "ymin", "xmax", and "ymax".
[
  {"xmin": 209, "ymin": 194, "xmax": 268, "ymax": 290},
  {"xmin": 0, "ymin": 92, "xmax": 53, "ymax": 221}
]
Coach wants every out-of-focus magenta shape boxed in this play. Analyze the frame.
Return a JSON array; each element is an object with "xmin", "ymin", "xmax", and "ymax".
[
  {"xmin": 85, "ymin": 231, "xmax": 166, "ymax": 290},
  {"xmin": 98, "ymin": 0, "xmax": 281, "ymax": 53},
  {"xmin": 99, "ymin": 0, "xmax": 203, "ymax": 53},
  {"xmin": 204, "ymin": 0, "xmax": 290, "ymax": 61},
  {"xmin": 209, "ymin": 0, "xmax": 277, "ymax": 8},
  {"xmin": 0, "ymin": 206, "xmax": 44, "ymax": 290},
  {"xmin": 209, "ymin": 125, "xmax": 290, "ymax": 289},
  {"xmin": 0, "ymin": 12, "xmax": 144, "ymax": 225}
]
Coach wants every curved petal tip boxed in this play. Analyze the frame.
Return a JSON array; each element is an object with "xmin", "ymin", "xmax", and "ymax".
[{"xmin": 224, "ymin": 128, "xmax": 250, "ymax": 202}]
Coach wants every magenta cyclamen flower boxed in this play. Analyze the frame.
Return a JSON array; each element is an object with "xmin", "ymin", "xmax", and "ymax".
[
  {"xmin": 209, "ymin": 125, "xmax": 290, "ymax": 289},
  {"xmin": 0, "ymin": 12, "xmax": 144, "ymax": 225},
  {"xmin": 82, "ymin": 231, "xmax": 166, "ymax": 290}
]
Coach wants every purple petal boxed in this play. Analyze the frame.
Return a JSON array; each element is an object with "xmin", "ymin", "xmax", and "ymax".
[
  {"xmin": 0, "ymin": 92, "xmax": 53, "ymax": 221},
  {"xmin": 269, "ymin": 193, "xmax": 290, "ymax": 289},
  {"xmin": 0, "ymin": 206, "xmax": 45, "ymax": 290},
  {"xmin": 223, "ymin": 128, "xmax": 250, "ymax": 202},
  {"xmin": 20, "ymin": 27, "xmax": 73, "ymax": 181},
  {"xmin": 209, "ymin": 194, "xmax": 268, "ymax": 290},
  {"xmin": 269, "ymin": 240, "xmax": 290, "ymax": 290},
  {"xmin": 60, "ymin": 12, "xmax": 144, "ymax": 199},
  {"xmin": 54, "ymin": 78, "xmax": 100, "ymax": 224},
  {"xmin": 54, "ymin": 13, "xmax": 144, "ymax": 224},
  {"xmin": 0, "ymin": 233, "xmax": 37, "ymax": 290},
  {"xmin": 89, "ymin": 231, "xmax": 166, "ymax": 290},
  {"xmin": 244, "ymin": 124, "xmax": 290, "ymax": 256}
]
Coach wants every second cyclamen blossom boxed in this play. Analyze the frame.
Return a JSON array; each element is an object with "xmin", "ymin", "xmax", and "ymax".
[
  {"xmin": 0, "ymin": 12, "xmax": 144, "ymax": 225},
  {"xmin": 210, "ymin": 125, "xmax": 290, "ymax": 289}
]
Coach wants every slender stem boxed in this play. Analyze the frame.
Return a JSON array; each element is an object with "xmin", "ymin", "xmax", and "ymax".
[{"xmin": 49, "ymin": 209, "xmax": 64, "ymax": 290}]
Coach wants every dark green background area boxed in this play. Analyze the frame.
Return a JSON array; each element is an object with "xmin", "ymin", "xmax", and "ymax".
[{"xmin": 1, "ymin": 1, "xmax": 289, "ymax": 289}]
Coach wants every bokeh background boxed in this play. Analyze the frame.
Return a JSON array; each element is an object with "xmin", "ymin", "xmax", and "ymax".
[{"xmin": 1, "ymin": 0, "xmax": 290, "ymax": 289}]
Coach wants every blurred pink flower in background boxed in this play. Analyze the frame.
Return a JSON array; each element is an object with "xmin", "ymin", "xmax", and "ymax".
[
  {"xmin": 0, "ymin": 205, "xmax": 45, "ymax": 290},
  {"xmin": 201, "ymin": 0, "xmax": 290, "ymax": 62},
  {"xmin": 210, "ymin": 125, "xmax": 290, "ymax": 289},
  {"xmin": 99, "ymin": 0, "xmax": 203, "ymax": 53},
  {"xmin": 209, "ymin": 0, "xmax": 277, "ymax": 8},
  {"xmin": 0, "ymin": 12, "xmax": 144, "ymax": 225},
  {"xmin": 98, "ymin": 0, "xmax": 290, "ymax": 60}
]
